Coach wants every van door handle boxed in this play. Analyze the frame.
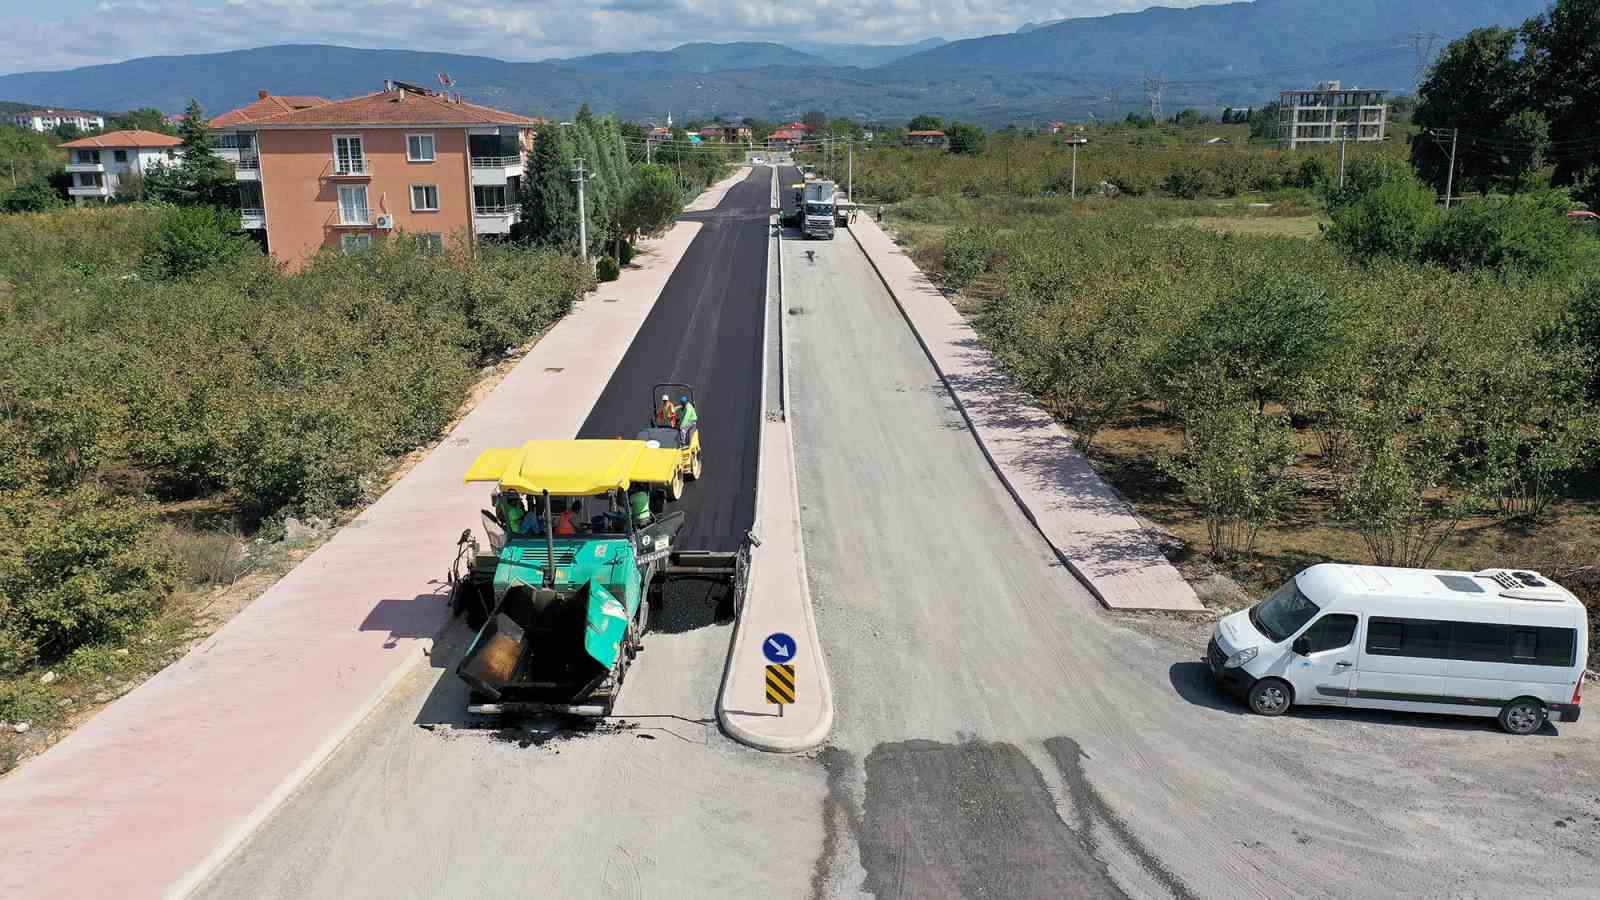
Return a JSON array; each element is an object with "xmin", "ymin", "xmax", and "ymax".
[{"xmin": 1335, "ymin": 661, "xmax": 1353, "ymax": 668}]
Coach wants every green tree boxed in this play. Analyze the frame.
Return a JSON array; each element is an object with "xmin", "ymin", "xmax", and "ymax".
[
  {"xmin": 146, "ymin": 99, "xmax": 236, "ymax": 208},
  {"xmin": 518, "ymin": 123, "xmax": 578, "ymax": 250},
  {"xmin": 1500, "ymin": 109, "xmax": 1551, "ymax": 194},
  {"xmin": 2, "ymin": 179, "xmax": 65, "ymax": 212},
  {"xmin": 1422, "ymin": 191, "xmax": 1585, "ymax": 276},
  {"xmin": 946, "ymin": 122, "xmax": 985, "ymax": 155},
  {"xmin": 111, "ymin": 108, "xmax": 177, "ymax": 135},
  {"xmin": 907, "ymin": 114, "xmax": 943, "ymax": 132},
  {"xmin": 1521, "ymin": 0, "xmax": 1600, "ymax": 185},
  {"xmin": 620, "ymin": 163, "xmax": 679, "ymax": 238},
  {"xmin": 801, "ymin": 109, "xmax": 827, "ymax": 132},
  {"xmin": 1410, "ymin": 27, "xmax": 1527, "ymax": 195}
]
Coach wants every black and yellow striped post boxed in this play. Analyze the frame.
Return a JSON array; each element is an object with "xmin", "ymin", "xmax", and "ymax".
[{"xmin": 765, "ymin": 663, "xmax": 796, "ymax": 715}]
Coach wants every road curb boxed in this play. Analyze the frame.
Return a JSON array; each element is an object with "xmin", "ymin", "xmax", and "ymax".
[
  {"xmin": 847, "ymin": 219, "xmax": 1203, "ymax": 613},
  {"xmin": 715, "ymin": 168, "xmax": 834, "ymax": 753}
]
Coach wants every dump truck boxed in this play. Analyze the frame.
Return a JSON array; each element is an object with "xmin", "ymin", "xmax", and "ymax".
[
  {"xmin": 447, "ymin": 439, "xmax": 753, "ymax": 717},
  {"xmin": 802, "ymin": 180, "xmax": 837, "ymax": 239}
]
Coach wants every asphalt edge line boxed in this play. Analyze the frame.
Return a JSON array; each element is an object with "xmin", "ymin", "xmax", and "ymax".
[
  {"xmin": 845, "ymin": 222, "xmax": 1122, "ymax": 609},
  {"xmin": 168, "ymin": 182, "xmax": 744, "ymax": 898},
  {"xmin": 715, "ymin": 166, "xmax": 834, "ymax": 753}
]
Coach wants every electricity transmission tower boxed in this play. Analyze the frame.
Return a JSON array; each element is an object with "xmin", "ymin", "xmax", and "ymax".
[
  {"xmin": 1142, "ymin": 76, "xmax": 1166, "ymax": 121},
  {"xmin": 1408, "ymin": 31, "xmax": 1443, "ymax": 93}
]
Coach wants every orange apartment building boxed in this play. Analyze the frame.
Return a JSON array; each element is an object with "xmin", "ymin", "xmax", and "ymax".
[{"xmin": 210, "ymin": 81, "xmax": 536, "ymax": 270}]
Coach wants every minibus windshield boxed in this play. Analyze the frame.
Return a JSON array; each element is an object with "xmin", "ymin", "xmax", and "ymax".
[{"xmin": 1249, "ymin": 580, "xmax": 1321, "ymax": 642}]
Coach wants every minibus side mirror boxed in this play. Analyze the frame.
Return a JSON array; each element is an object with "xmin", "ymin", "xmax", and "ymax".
[{"xmin": 1292, "ymin": 637, "xmax": 1311, "ymax": 656}]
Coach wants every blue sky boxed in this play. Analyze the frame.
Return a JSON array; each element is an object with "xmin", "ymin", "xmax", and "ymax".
[{"xmin": 0, "ymin": 1, "xmax": 1231, "ymax": 75}]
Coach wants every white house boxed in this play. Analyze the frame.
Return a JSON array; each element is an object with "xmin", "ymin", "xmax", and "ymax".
[
  {"xmin": 12, "ymin": 108, "xmax": 105, "ymax": 133},
  {"xmin": 59, "ymin": 130, "xmax": 183, "ymax": 202}
]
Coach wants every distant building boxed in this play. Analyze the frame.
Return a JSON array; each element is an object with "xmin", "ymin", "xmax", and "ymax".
[
  {"xmin": 1278, "ymin": 81, "xmax": 1387, "ymax": 149},
  {"xmin": 768, "ymin": 128, "xmax": 806, "ymax": 148},
  {"xmin": 13, "ymin": 108, "xmax": 104, "ymax": 133},
  {"xmin": 1045, "ymin": 121, "xmax": 1068, "ymax": 134},
  {"xmin": 58, "ymin": 130, "xmax": 182, "ymax": 202},
  {"xmin": 906, "ymin": 130, "xmax": 947, "ymax": 148},
  {"xmin": 698, "ymin": 124, "xmax": 752, "ymax": 144},
  {"xmin": 206, "ymin": 80, "xmax": 537, "ymax": 270}
]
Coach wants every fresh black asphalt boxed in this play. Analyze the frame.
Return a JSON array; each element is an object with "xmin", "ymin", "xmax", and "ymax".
[{"xmin": 577, "ymin": 166, "xmax": 771, "ymax": 552}]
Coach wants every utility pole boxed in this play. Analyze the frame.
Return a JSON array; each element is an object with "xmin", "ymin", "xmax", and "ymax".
[
  {"xmin": 1444, "ymin": 127, "xmax": 1458, "ymax": 209},
  {"xmin": 1069, "ymin": 127, "xmax": 1084, "ymax": 199},
  {"xmin": 847, "ymin": 140, "xmax": 853, "ymax": 203},
  {"xmin": 1338, "ymin": 127, "xmax": 1348, "ymax": 190},
  {"xmin": 572, "ymin": 157, "xmax": 589, "ymax": 264}
]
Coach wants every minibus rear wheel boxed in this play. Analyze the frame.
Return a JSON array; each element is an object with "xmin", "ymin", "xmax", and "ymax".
[
  {"xmin": 1497, "ymin": 697, "xmax": 1547, "ymax": 735},
  {"xmin": 1247, "ymin": 678, "xmax": 1293, "ymax": 717}
]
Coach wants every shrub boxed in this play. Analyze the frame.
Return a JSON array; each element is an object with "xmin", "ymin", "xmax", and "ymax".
[
  {"xmin": 139, "ymin": 205, "xmax": 255, "ymax": 279},
  {"xmin": 1294, "ymin": 156, "xmax": 1329, "ymax": 190},
  {"xmin": 0, "ymin": 487, "xmax": 179, "ymax": 675},
  {"xmin": 2, "ymin": 180, "xmax": 65, "ymax": 213},
  {"xmin": 940, "ymin": 226, "xmax": 997, "ymax": 289},
  {"xmin": 1160, "ymin": 395, "xmax": 1301, "ymax": 560},
  {"xmin": 596, "ymin": 255, "xmax": 620, "ymax": 282},
  {"xmin": 1422, "ymin": 192, "xmax": 1587, "ymax": 277},
  {"xmin": 1162, "ymin": 167, "xmax": 1211, "ymax": 199},
  {"xmin": 1324, "ymin": 177, "xmax": 1440, "ymax": 261},
  {"xmin": 618, "ymin": 240, "xmax": 635, "ymax": 265}
]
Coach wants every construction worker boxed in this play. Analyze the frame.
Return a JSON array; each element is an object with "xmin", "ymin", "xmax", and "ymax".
[
  {"xmin": 554, "ymin": 499, "xmax": 581, "ymax": 536},
  {"xmin": 629, "ymin": 488, "xmax": 654, "ymax": 528},
  {"xmin": 678, "ymin": 394, "xmax": 698, "ymax": 443},
  {"xmin": 657, "ymin": 393, "xmax": 678, "ymax": 428},
  {"xmin": 495, "ymin": 491, "xmax": 530, "ymax": 535}
]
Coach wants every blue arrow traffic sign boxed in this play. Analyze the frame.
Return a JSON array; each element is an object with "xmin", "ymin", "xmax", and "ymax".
[{"xmin": 763, "ymin": 632, "xmax": 797, "ymax": 664}]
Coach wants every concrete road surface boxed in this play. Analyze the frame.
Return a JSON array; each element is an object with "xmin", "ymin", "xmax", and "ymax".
[
  {"xmin": 199, "ymin": 167, "xmax": 1600, "ymax": 900},
  {"xmin": 781, "ymin": 219, "xmax": 1600, "ymax": 898}
]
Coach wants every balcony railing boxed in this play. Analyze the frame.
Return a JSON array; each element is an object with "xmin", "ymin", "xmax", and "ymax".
[
  {"xmin": 240, "ymin": 208, "xmax": 265, "ymax": 228},
  {"xmin": 473, "ymin": 205, "xmax": 518, "ymax": 216},
  {"xmin": 470, "ymin": 155, "xmax": 521, "ymax": 169},
  {"xmin": 234, "ymin": 155, "xmax": 260, "ymax": 171},
  {"xmin": 332, "ymin": 158, "xmax": 369, "ymax": 176},
  {"xmin": 336, "ymin": 208, "xmax": 372, "ymax": 226}
]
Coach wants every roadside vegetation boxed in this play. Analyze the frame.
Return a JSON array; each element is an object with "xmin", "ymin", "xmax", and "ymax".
[
  {"xmin": 849, "ymin": 0, "xmax": 1600, "ymax": 641},
  {"xmin": 0, "ymin": 203, "xmax": 593, "ymax": 769}
]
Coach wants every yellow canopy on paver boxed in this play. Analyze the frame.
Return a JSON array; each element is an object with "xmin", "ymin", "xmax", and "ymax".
[{"xmin": 463, "ymin": 439, "xmax": 679, "ymax": 496}]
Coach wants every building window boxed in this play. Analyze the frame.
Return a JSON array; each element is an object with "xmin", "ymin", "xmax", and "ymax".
[
  {"xmin": 410, "ymin": 184, "xmax": 439, "ymax": 212},
  {"xmin": 334, "ymin": 135, "xmax": 366, "ymax": 174},
  {"xmin": 337, "ymin": 185, "xmax": 370, "ymax": 225},
  {"xmin": 218, "ymin": 132, "xmax": 239, "ymax": 149},
  {"xmin": 113, "ymin": 149, "xmax": 127, "ymax": 163},
  {"xmin": 341, "ymin": 233, "xmax": 373, "ymax": 255},
  {"xmin": 416, "ymin": 233, "xmax": 443, "ymax": 253},
  {"xmin": 474, "ymin": 184, "xmax": 507, "ymax": 212},
  {"xmin": 75, "ymin": 149, "xmax": 100, "ymax": 164},
  {"xmin": 407, "ymin": 134, "xmax": 435, "ymax": 162}
]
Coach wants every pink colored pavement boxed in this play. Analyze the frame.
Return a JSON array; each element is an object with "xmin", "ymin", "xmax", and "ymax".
[
  {"xmin": 849, "ymin": 217, "xmax": 1203, "ymax": 612},
  {"xmin": 0, "ymin": 168, "xmax": 751, "ymax": 900}
]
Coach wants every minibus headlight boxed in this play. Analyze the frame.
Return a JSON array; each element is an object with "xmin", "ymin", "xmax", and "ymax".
[{"xmin": 1224, "ymin": 647, "xmax": 1258, "ymax": 669}]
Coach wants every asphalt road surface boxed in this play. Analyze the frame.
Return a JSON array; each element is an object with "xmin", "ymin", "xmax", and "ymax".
[
  {"xmin": 781, "ymin": 220, "xmax": 1600, "ymax": 898},
  {"xmin": 577, "ymin": 168, "xmax": 768, "ymax": 552}
]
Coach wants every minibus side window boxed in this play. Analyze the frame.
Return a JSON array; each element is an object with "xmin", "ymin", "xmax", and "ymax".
[
  {"xmin": 1365, "ymin": 617, "xmax": 1448, "ymax": 659},
  {"xmin": 1449, "ymin": 621, "xmax": 1507, "ymax": 663}
]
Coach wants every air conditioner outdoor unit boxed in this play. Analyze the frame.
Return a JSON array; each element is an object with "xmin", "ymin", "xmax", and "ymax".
[{"xmin": 376, "ymin": 214, "xmax": 395, "ymax": 229}]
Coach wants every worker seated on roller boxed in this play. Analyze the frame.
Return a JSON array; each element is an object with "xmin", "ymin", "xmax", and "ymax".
[{"xmin": 629, "ymin": 487, "xmax": 654, "ymax": 528}]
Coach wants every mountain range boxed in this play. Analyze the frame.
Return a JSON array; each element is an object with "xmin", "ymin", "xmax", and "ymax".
[{"xmin": 0, "ymin": 0, "xmax": 1549, "ymax": 125}]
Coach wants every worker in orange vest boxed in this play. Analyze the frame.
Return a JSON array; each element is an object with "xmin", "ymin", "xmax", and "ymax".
[{"xmin": 554, "ymin": 499, "xmax": 581, "ymax": 536}]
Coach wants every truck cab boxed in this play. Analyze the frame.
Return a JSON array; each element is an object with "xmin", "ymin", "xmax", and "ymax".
[{"xmin": 803, "ymin": 180, "xmax": 837, "ymax": 239}]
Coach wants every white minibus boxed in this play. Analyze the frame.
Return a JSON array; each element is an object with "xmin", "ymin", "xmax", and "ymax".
[{"xmin": 1208, "ymin": 564, "xmax": 1588, "ymax": 734}]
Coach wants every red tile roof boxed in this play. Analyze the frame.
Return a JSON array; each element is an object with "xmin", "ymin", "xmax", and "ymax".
[
  {"xmin": 249, "ymin": 87, "xmax": 537, "ymax": 128},
  {"xmin": 907, "ymin": 130, "xmax": 946, "ymax": 137},
  {"xmin": 58, "ymin": 129, "xmax": 182, "ymax": 149},
  {"xmin": 210, "ymin": 93, "xmax": 330, "ymax": 128}
]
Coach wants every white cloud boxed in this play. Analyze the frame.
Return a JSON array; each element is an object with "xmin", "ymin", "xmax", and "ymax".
[{"xmin": 0, "ymin": 0, "xmax": 1234, "ymax": 74}]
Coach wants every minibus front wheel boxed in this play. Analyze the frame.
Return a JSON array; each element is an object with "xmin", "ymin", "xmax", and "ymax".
[
  {"xmin": 1497, "ymin": 697, "xmax": 1547, "ymax": 735},
  {"xmin": 1247, "ymin": 678, "xmax": 1293, "ymax": 717}
]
